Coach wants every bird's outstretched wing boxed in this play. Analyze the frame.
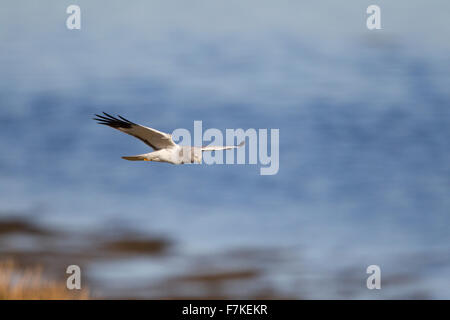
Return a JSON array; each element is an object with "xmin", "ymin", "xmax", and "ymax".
[
  {"xmin": 201, "ymin": 140, "xmax": 245, "ymax": 152},
  {"xmin": 93, "ymin": 112, "xmax": 176, "ymax": 150}
]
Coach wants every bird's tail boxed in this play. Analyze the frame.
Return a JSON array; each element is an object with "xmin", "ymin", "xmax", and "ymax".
[{"xmin": 122, "ymin": 153, "xmax": 150, "ymax": 161}]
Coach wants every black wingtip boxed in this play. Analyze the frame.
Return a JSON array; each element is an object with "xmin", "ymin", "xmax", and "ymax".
[
  {"xmin": 92, "ymin": 112, "xmax": 133, "ymax": 128},
  {"xmin": 102, "ymin": 111, "xmax": 115, "ymax": 118},
  {"xmin": 118, "ymin": 115, "xmax": 134, "ymax": 124}
]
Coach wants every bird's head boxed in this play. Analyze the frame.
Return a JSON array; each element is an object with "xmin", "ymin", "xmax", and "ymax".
[
  {"xmin": 192, "ymin": 151, "xmax": 202, "ymax": 164},
  {"xmin": 180, "ymin": 147, "xmax": 203, "ymax": 164}
]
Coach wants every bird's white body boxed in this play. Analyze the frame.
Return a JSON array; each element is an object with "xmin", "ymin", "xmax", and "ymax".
[
  {"xmin": 94, "ymin": 113, "xmax": 243, "ymax": 165},
  {"xmin": 125, "ymin": 145, "xmax": 203, "ymax": 164}
]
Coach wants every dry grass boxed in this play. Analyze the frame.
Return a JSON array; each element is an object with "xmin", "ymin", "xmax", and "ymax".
[{"xmin": 0, "ymin": 260, "xmax": 89, "ymax": 300}]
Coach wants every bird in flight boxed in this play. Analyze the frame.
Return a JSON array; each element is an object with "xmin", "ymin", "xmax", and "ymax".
[{"xmin": 93, "ymin": 112, "xmax": 244, "ymax": 164}]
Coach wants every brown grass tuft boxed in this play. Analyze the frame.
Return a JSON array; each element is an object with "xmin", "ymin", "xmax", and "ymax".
[{"xmin": 0, "ymin": 260, "xmax": 89, "ymax": 300}]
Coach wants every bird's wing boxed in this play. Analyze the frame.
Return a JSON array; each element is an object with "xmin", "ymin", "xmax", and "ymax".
[
  {"xmin": 93, "ymin": 112, "xmax": 176, "ymax": 150},
  {"xmin": 201, "ymin": 140, "xmax": 245, "ymax": 152}
]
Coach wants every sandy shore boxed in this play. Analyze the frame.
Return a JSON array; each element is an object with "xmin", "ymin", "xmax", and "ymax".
[{"xmin": 0, "ymin": 214, "xmax": 292, "ymax": 299}]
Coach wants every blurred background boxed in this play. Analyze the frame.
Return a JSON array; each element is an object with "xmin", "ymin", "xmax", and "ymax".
[{"xmin": 0, "ymin": 0, "xmax": 449, "ymax": 299}]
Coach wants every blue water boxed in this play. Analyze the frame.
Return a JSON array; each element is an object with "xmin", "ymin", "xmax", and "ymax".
[{"xmin": 0, "ymin": 1, "xmax": 449, "ymax": 298}]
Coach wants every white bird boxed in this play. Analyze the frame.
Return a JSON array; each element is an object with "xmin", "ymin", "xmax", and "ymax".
[{"xmin": 93, "ymin": 112, "xmax": 244, "ymax": 164}]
